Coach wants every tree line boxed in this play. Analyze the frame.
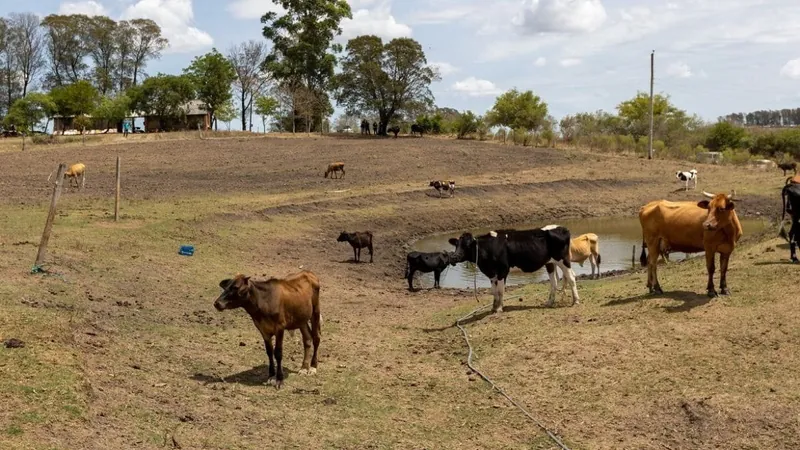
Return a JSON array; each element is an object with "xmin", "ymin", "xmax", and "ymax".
[{"xmin": 720, "ymin": 109, "xmax": 800, "ymax": 128}]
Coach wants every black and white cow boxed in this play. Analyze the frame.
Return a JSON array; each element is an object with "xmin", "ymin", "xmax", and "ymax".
[
  {"xmin": 448, "ymin": 225, "xmax": 579, "ymax": 312},
  {"xmin": 781, "ymin": 182, "xmax": 800, "ymax": 263},
  {"xmin": 429, "ymin": 180, "xmax": 455, "ymax": 197},
  {"xmin": 405, "ymin": 251, "xmax": 456, "ymax": 290},
  {"xmin": 676, "ymin": 169, "xmax": 698, "ymax": 191}
]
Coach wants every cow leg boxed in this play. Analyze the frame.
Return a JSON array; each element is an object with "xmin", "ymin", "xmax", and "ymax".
[
  {"xmin": 495, "ymin": 277, "xmax": 506, "ymax": 313},
  {"xmin": 298, "ymin": 324, "xmax": 313, "ymax": 374},
  {"xmin": 353, "ymin": 246, "xmax": 358, "ymax": 262},
  {"xmin": 433, "ymin": 269, "xmax": 441, "ymax": 289},
  {"xmin": 646, "ymin": 240, "xmax": 663, "ymax": 294},
  {"xmin": 719, "ymin": 253, "xmax": 731, "ymax": 295},
  {"xmin": 407, "ymin": 268, "xmax": 416, "ymax": 290},
  {"xmin": 263, "ymin": 336, "xmax": 276, "ymax": 381},
  {"xmin": 274, "ymin": 330, "xmax": 285, "ymax": 388},
  {"xmin": 368, "ymin": 243, "xmax": 373, "ymax": 263},
  {"xmin": 545, "ymin": 263, "xmax": 558, "ymax": 307},
  {"xmin": 558, "ymin": 260, "xmax": 580, "ymax": 306},
  {"xmin": 357, "ymin": 247, "xmax": 361, "ymax": 262},
  {"xmin": 489, "ymin": 276, "xmax": 503, "ymax": 313},
  {"xmin": 705, "ymin": 251, "xmax": 718, "ymax": 298},
  {"xmin": 790, "ymin": 221, "xmax": 799, "ymax": 263}
]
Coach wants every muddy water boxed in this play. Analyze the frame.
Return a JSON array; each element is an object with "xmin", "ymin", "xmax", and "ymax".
[{"xmin": 410, "ymin": 216, "xmax": 769, "ymax": 289}]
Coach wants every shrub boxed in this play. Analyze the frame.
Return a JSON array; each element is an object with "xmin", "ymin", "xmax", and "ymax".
[
  {"xmin": 705, "ymin": 121, "xmax": 747, "ymax": 151},
  {"xmin": 721, "ymin": 147, "xmax": 755, "ymax": 165},
  {"xmin": 454, "ymin": 111, "xmax": 480, "ymax": 139}
]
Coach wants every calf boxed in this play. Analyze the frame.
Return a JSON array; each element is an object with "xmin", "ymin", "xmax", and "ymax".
[
  {"xmin": 337, "ymin": 231, "xmax": 374, "ymax": 263},
  {"xmin": 324, "ymin": 162, "xmax": 345, "ymax": 179},
  {"xmin": 411, "ymin": 124, "xmax": 424, "ymax": 137},
  {"xmin": 389, "ymin": 126, "xmax": 400, "ymax": 138},
  {"xmin": 49, "ymin": 163, "xmax": 86, "ymax": 189},
  {"xmin": 449, "ymin": 225, "xmax": 579, "ymax": 312},
  {"xmin": 213, "ymin": 271, "xmax": 322, "ymax": 388},
  {"xmin": 405, "ymin": 251, "xmax": 455, "ymax": 290},
  {"xmin": 781, "ymin": 183, "xmax": 800, "ymax": 263},
  {"xmin": 778, "ymin": 161, "xmax": 797, "ymax": 176},
  {"xmin": 429, "ymin": 180, "xmax": 455, "ymax": 197},
  {"xmin": 676, "ymin": 169, "xmax": 698, "ymax": 191}
]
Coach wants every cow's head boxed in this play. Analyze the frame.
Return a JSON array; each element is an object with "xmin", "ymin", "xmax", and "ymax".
[
  {"xmin": 448, "ymin": 233, "xmax": 477, "ymax": 263},
  {"xmin": 699, "ymin": 190, "xmax": 737, "ymax": 231},
  {"xmin": 214, "ymin": 274, "xmax": 251, "ymax": 311},
  {"xmin": 336, "ymin": 231, "xmax": 350, "ymax": 242}
]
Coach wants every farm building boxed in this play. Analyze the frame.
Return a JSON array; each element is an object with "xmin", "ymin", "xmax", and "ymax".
[
  {"xmin": 143, "ymin": 100, "xmax": 211, "ymax": 132},
  {"xmin": 52, "ymin": 115, "xmax": 111, "ymax": 135}
]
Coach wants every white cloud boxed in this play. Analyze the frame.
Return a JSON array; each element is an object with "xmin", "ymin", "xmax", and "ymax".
[
  {"xmin": 122, "ymin": 0, "xmax": 213, "ymax": 53},
  {"xmin": 410, "ymin": 5, "xmax": 476, "ymax": 25},
  {"xmin": 666, "ymin": 61, "xmax": 693, "ymax": 78},
  {"xmin": 534, "ymin": 57, "xmax": 547, "ymax": 67},
  {"xmin": 58, "ymin": 0, "xmax": 108, "ymax": 16},
  {"xmin": 340, "ymin": 1, "xmax": 411, "ymax": 40},
  {"xmin": 452, "ymin": 77, "xmax": 502, "ymax": 96},
  {"xmin": 226, "ymin": 0, "xmax": 284, "ymax": 20},
  {"xmin": 559, "ymin": 58, "xmax": 581, "ymax": 67},
  {"xmin": 515, "ymin": 0, "xmax": 607, "ymax": 34},
  {"xmin": 780, "ymin": 58, "xmax": 800, "ymax": 79},
  {"xmin": 429, "ymin": 61, "xmax": 459, "ymax": 76}
]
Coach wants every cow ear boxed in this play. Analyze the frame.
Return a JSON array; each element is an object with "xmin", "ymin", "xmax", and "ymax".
[
  {"xmin": 448, "ymin": 238, "xmax": 458, "ymax": 247},
  {"xmin": 697, "ymin": 201, "xmax": 710, "ymax": 209},
  {"xmin": 219, "ymin": 278, "xmax": 232, "ymax": 289},
  {"xmin": 726, "ymin": 201, "xmax": 735, "ymax": 210}
]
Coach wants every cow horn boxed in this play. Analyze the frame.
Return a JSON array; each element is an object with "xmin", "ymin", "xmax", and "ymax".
[
  {"xmin": 727, "ymin": 189, "xmax": 737, "ymax": 200},
  {"xmin": 701, "ymin": 191, "xmax": 715, "ymax": 199}
]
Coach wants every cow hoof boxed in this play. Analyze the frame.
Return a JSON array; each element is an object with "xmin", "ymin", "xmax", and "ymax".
[
  {"xmin": 298, "ymin": 369, "xmax": 309, "ymax": 376},
  {"xmin": 544, "ymin": 302, "xmax": 555, "ymax": 308},
  {"xmin": 265, "ymin": 378, "xmax": 276, "ymax": 386},
  {"xmin": 707, "ymin": 290, "xmax": 718, "ymax": 298},
  {"xmin": 572, "ymin": 300, "xmax": 580, "ymax": 306},
  {"xmin": 721, "ymin": 288, "xmax": 731, "ymax": 296},
  {"xmin": 308, "ymin": 367, "xmax": 317, "ymax": 375},
  {"xmin": 792, "ymin": 258, "xmax": 799, "ymax": 264}
]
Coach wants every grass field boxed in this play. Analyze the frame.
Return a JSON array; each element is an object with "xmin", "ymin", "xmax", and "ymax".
[{"xmin": 0, "ymin": 132, "xmax": 797, "ymax": 449}]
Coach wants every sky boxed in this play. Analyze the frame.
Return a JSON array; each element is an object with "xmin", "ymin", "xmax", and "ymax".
[{"xmin": 9, "ymin": 0, "xmax": 800, "ymax": 123}]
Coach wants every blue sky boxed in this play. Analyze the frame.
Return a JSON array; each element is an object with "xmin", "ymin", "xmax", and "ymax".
[{"xmin": 9, "ymin": 0, "xmax": 800, "ymax": 123}]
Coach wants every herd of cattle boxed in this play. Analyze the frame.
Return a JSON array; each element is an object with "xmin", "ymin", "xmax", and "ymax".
[{"xmin": 47, "ymin": 158, "xmax": 800, "ymax": 388}]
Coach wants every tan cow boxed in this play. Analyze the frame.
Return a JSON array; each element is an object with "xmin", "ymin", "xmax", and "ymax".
[
  {"xmin": 324, "ymin": 162, "xmax": 345, "ymax": 179},
  {"xmin": 558, "ymin": 233, "xmax": 600, "ymax": 293},
  {"xmin": 639, "ymin": 190, "xmax": 742, "ymax": 297},
  {"xmin": 48, "ymin": 163, "xmax": 86, "ymax": 189}
]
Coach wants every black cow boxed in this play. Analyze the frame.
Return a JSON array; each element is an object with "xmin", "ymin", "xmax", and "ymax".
[
  {"xmin": 410, "ymin": 124, "xmax": 424, "ymax": 137},
  {"xmin": 429, "ymin": 180, "xmax": 455, "ymax": 197},
  {"xmin": 448, "ymin": 225, "xmax": 579, "ymax": 312},
  {"xmin": 779, "ymin": 162, "xmax": 798, "ymax": 176},
  {"xmin": 388, "ymin": 126, "xmax": 400, "ymax": 138},
  {"xmin": 405, "ymin": 251, "xmax": 456, "ymax": 290},
  {"xmin": 781, "ymin": 183, "xmax": 800, "ymax": 263}
]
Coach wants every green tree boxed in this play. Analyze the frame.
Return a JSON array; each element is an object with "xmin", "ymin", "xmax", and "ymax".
[
  {"xmin": 616, "ymin": 91, "xmax": 681, "ymax": 141},
  {"xmin": 454, "ymin": 110, "xmax": 480, "ymax": 138},
  {"xmin": 5, "ymin": 93, "xmax": 55, "ymax": 149},
  {"xmin": 93, "ymin": 94, "xmax": 130, "ymax": 131},
  {"xmin": 705, "ymin": 121, "xmax": 747, "ymax": 152},
  {"xmin": 486, "ymin": 89, "xmax": 548, "ymax": 142},
  {"xmin": 129, "ymin": 19, "xmax": 168, "ymax": 86},
  {"xmin": 254, "ymin": 95, "xmax": 279, "ymax": 133},
  {"xmin": 332, "ymin": 35, "xmax": 438, "ymax": 135},
  {"xmin": 40, "ymin": 14, "xmax": 91, "ymax": 88},
  {"xmin": 261, "ymin": 0, "xmax": 352, "ymax": 130},
  {"xmin": 127, "ymin": 74, "xmax": 195, "ymax": 131},
  {"xmin": 183, "ymin": 48, "xmax": 236, "ymax": 130},
  {"xmin": 85, "ymin": 16, "xmax": 118, "ymax": 95},
  {"xmin": 49, "ymin": 80, "xmax": 99, "ymax": 132},
  {"xmin": 215, "ymin": 100, "xmax": 237, "ymax": 130}
]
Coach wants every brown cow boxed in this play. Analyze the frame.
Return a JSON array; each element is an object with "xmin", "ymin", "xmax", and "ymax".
[
  {"xmin": 324, "ymin": 162, "xmax": 345, "ymax": 179},
  {"xmin": 558, "ymin": 233, "xmax": 601, "ymax": 294},
  {"xmin": 639, "ymin": 190, "xmax": 743, "ymax": 297},
  {"xmin": 337, "ymin": 231, "xmax": 373, "ymax": 263},
  {"xmin": 213, "ymin": 271, "xmax": 321, "ymax": 388},
  {"xmin": 48, "ymin": 163, "xmax": 86, "ymax": 189},
  {"xmin": 778, "ymin": 161, "xmax": 797, "ymax": 176}
]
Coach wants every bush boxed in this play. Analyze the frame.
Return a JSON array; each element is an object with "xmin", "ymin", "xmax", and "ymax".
[
  {"xmin": 721, "ymin": 147, "xmax": 755, "ymax": 165},
  {"xmin": 477, "ymin": 121, "xmax": 489, "ymax": 141},
  {"xmin": 705, "ymin": 121, "xmax": 747, "ymax": 151},
  {"xmin": 454, "ymin": 111, "xmax": 480, "ymax": 138},
  {"xmin": 511, "ymin": 128, "xmax": 532, "ymax": 146},
  {"xmin": 495, "ymin": 128, "xmax": 507, "ymax": 142}
]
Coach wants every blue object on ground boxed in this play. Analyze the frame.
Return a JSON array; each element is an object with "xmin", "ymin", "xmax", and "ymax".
[{"xmin": 179, "ymin": 245, "xmax": 195, "ymax": 256}]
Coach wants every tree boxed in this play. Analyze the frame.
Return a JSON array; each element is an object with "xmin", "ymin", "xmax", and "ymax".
[
  {"xmin": 254, "ymin": 95, "xmax": 279, "ymax": 133},
  {"xmin": 114, "ymin": 20, "xmax": 135, "ymax": 91},
  {"xmin": 183, "ymin": 48, "xmax": 236, "ymax": 130},
  {"xmin": 8, "ymin": 13, "xmax": 45, "ymax": 97},
  {"xmin": 454, "ymin": 111, "xmax": 480, "ymax": 138},
  {"xmin": 85, "ymin": 16, "xmax": 118, "ymax": 95},
  {"xmin": 332, "ymin": 35, "xmax": 439, "ymax": 135},
  {"xmin": 261, "ymin": 0, "xmax": 351, "ymax": 130},
  {"xmin": 215, "ymin": 100, "xmax": 237, "ymax": 130},
  {"xmin": 705, "ymin": 121, "xmax": 747, "ymax": 151},
  {"xmin": 93, "ymin": 94, "xmax": 130, "ymax": 131},
  {"xmin": 486, "ymin": 89, "xmax": 548, "ymax": 142},
  {"xmin": 41, "ymin": 14, "xmax": 91, "ymax": 88},
  {"xmin": 616, "ymin": 91, "xmax": 681, "ymax": 141},
  {"xmin": 228, "ymin": 40, "xmax": 271, "ymax": 131},
  {"xmin": 50, "ymin": 80, "xmax": 99, "ymax": 132},
  {"xmin": 127, "ymin": 74, "xmax": 194, "ymax": 130},
  {"xmin": 0, "ymin": 18, "xmax": 17, "ymax": 115},
  {"xmin": 129, "ymin": 19, "xmax": 168, "ymax": 86},
  {"xmin": 5, "ymin": 93, "xmax": 55, "ymax": 149}
]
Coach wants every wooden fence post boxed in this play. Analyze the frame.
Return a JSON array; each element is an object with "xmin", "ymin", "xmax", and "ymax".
[
  {"xmin": 114, "ymin": 156, "xmax": 121, "ymax": 221},
  {"xmin": 35, "ymin": 163, "xmax": 67, "ymax": 268}
]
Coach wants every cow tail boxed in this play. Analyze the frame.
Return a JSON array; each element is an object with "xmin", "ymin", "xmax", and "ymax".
[
  {"xmin": 639, "ymin": 240, "xmax": 648, "ymax": 267},
  {"xmin": 596, "ymin": 253, "xmax": 602, "ymax": 266},
  {"xmin": 311, "ymin": 281, "xmax": 322, "ymax": 338},
  {"xmin": 783, "ymin": 186, "xmax": 788, "ymax": 222}
]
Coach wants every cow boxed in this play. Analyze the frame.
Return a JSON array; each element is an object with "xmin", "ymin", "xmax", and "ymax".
[
  {"xmin": 781, "ymin": 182, "xmax": 800, "ymax": 263},
  {"xmin": 49, "ymin": 163, "xmax": 86, "ymax": 189},
  {"xmin": 213, "ymin": 271, "xmax": 322, "ymax": 389},
  {"xmin": 324, "ymin": 162, "xmax": 345, "ymax": 179},
  {"xmin": 372, "ymin": 121, "xmax": 378, "ymax": 135},
  {"xmin": 405, "ymin": 251, "xmax": 456, "ymax": 290},
  {"xmin": 639, "ymin": 190, "xmax": 743, "ymax": 297},
  {"xmin": 388, "ymin": 126, "xmax": 400, "ymax": 138},
  {"xmin": 337, "ymin": 231, "xmax": 374, "ymax": 263},
  {"xmin": 448, "ymin": 225, "xmax": 579, "ymax": 312},
  {"xmin": 559, "ymin": 233, "xmax": 601, "ymax": 289},
  {"xmin": 410, "ymin": 124, "xmax": 424, "ymax": 137},
  {"xmin": 778, "ymin": 161, "xmax": 797, "ymax": 176},
  {"xmin": 676, "ymin": 169, "xmax": 698, "ymax": 191},
  {"xmin": 429, "ymin": 180, "xmax": 455, "ymax": 197}
]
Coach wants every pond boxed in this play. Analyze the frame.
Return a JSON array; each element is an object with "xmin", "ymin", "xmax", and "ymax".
[{"xmin": 409, "ymin": 216, "xmax": 770, "ymax": 289}]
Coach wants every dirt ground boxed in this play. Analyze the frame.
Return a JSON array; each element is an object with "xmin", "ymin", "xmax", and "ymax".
[{"xmin": 0, "ymin": 134, "xmax": 796, "ymax": 449}]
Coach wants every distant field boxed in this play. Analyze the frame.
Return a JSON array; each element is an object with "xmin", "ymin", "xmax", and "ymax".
[{"xmin": 0, "ymin": 133, "xmax": 795, "ymax": 449}]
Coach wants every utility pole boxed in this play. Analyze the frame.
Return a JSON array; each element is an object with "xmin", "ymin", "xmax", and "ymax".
[{"xmin": 648, "ymin": 50, "xmax": 655, "ymax": 160}]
